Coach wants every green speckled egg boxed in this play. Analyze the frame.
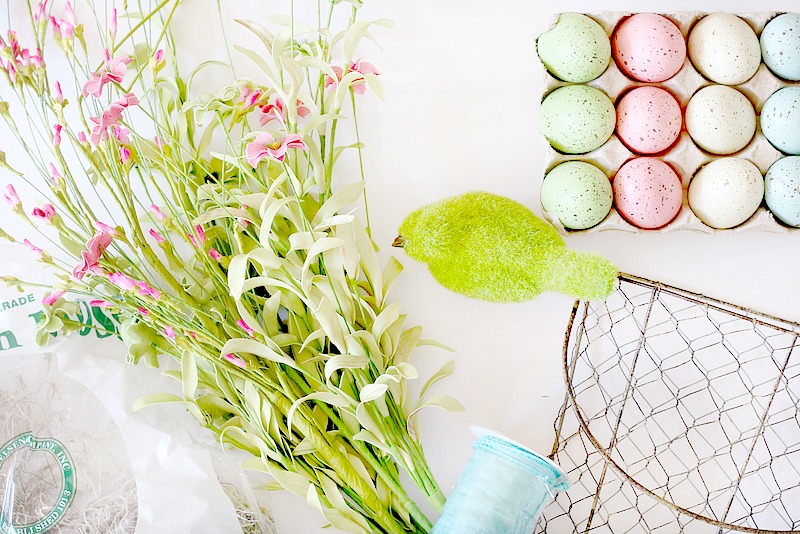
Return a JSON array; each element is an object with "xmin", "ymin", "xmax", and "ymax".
[
  {"xmin": 539, "ymin": 85, "xmax": 616, "ymax": 154},
  {"xmin": 537, "ymin": 13, "xmax": 611, "ymax": 82},
  {"xmin": 541, "ymin": 161, "xmax": 613, "ymax": 230}
]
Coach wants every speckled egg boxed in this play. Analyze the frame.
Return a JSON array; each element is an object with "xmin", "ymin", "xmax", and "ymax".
[
  {"xmin": 765, "ymin": 156, "xmax": 800, "ymax": 226},
  {"xmin": 761, "ymin": 13, "xmax": 800, "ymax": 81},
  {"xmin": 613, "ymin": 158, "xmax": 682, "ymax": 229},
  {"xmin": 539, "ymin": 85, "xmax": 616, "ymax": 154},
  {"xmin": 688, "ymin": 158, "xmax": 764, "ymax": 229},
  {"xmin": 685, "ymin": 86, "xmax": 756, "ymax": 155},
  {"xmin": 688, "ymin": 13, "xmax": 761, "ymax": 85},
  {"xmin": 616, "ymin": 87, "xmax": 682, "ymax": 154},
  {"xmin": 612, "ymin": 13, "xmax": 686, "ymax": 82},
  {"xmin": 761, "ymin": 86, "xmax": 800, "ymax": 155},
  {"xmin": 537, "ymin": 13, "xmax": 611, "ymax": 83},
  {"xmin": 541, "ymin": 161, "xmax": 612, "ymax": 230}
]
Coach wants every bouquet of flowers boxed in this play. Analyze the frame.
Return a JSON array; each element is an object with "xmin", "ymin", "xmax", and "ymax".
[{"xmin": 0, "ymin": 1, "xmax": 461, "ymax": 532}]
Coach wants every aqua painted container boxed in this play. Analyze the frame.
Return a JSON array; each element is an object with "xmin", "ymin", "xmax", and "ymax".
[{"xmin": 432, "ymin": 432, "xmax": 570, "ymax": 534}]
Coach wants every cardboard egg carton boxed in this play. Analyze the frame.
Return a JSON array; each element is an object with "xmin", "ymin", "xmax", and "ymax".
[{"xmin": 539, "ymin": 11, "xmax": 798, "ymax": 234}]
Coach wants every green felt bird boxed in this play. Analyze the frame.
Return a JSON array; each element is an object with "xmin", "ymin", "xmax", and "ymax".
[{"xmin": 393, "ymin": 192, "xmax": 618, "ymax": 302}]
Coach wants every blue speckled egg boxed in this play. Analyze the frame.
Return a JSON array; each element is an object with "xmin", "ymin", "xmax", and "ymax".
[
  {"xmin": 762, "ymin": 87, "xmax": 800, "ymax": 155},
  {"xmin": 541, "ymin": 161, "xmax": 612, "ymax": 230},
  {"xmin": 761, "ymin": 13, "xmax": 800, "ymax": 81},
  {"xmin": 765, "ymin": 156, "xmax": 800, "ymax": 226}
]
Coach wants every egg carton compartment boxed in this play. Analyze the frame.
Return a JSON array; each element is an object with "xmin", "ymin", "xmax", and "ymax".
[{"xmin": 538, "ymin": 11, "xmax": 798, "ymax": 234}]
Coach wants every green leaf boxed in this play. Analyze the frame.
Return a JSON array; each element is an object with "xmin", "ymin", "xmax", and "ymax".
[
  {"xmin": 324, "ymin": 354, "xmax": 369, "ymax": 382},
  {"xmin": 287, "ymin": 392, "xmax": 352, "ymax": 434},
  {"xmin": 181, "ymin": 350, "xmax": 198, "ymax": 399},
  {"xmin": 371, "ymin": 302, "xmax": 402, "ymax": 342},
  {"xmin": 359, "ymin": 383, "xmax": 388, "ymax": 402},
  {"xmin": 392, "ymin": 326, "xmax": 421, "ymax": 365},
  {"xmin": 132, "ymin": 393, "xmax": 184, "ymax": 411},
  {"xmin": 235, "ymin": 19, "xmax": 275, "ymax": 53},
  {"xmin": 419, "ymin": 360, "xmax": 456, "ymax": 400},
  {"xmin": 418, "ymin": 338, "xmax": 456, "ymax": 352},
  {"xmin": 311, "ymin": 182, "xmax": 364, "ymax": 227},
  {"xmin": 220, "ymin": 338, "xmax": 296, "ymax": 368},
  {"xmin": 292, "ymin": 437, "xmax": 316, "ymax": 456},
  {"xmin": 406, "ymin": 395, "xmax": 465, "ymax": 441},
  {"xmin": 267, "ymin": 463, "xmax": 311, "ymax": 498}
]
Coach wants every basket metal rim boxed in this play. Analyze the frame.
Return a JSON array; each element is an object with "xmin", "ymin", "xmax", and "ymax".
[{"xmin": 560, "ymin": 272, "xmax": 800, "ymax": 534}]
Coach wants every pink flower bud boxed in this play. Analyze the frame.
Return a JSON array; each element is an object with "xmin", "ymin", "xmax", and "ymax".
[
  {"xmin": 224, "ymin": 353, "xmax": 247, "ymax": 369},
  {"xmin": 23, "ymin": 239, "xmax": 43, "ymax": 255},
  {"xmin": 149, "ymin": 204, "xmax": 166, "ymax": 221},
  {"xmin": 237, "ymin": 318, "xmax": 255, "ymax": 338},
  {"xmin": 90, "ymin": 299, "xmax": 112, "ymax": 309},
  {"xmin": 42, "ymin": 290, "xmax": 64, "ymax": 306},
  {"xmin": 109, "ymin": 271, "xmax": 137, "ymax": 291},
  {"xmin": 109, "ymin": 8, "xmax": 117, "ymax": 38},
  {"xmin": 164, "ymin": 326, "xmax": 176, "ymax": 341},
  {"xmin": 32, "ymin": 203, "xmax": 56, "ymax": 222},
  {"xmin": 77, "ymin": 131, "xmax": 87, "ymax": 144},
  {"xmin": 138, "ymin": 306, "xmax": 149, "ymax": 316},
  {"xmin": 3, "ymin": 184, "xmax": 20, "ymax": 207},
  {"xmin": 209, "ymin": 248, "xmax": 222, "ymax": 261},
  {"xmin": 54, "ymin": 81, "xmax": 64, "ymax": 104},
  {"xmin": 119, "ymin": 146, "xmax": 131, "ymax": 164},
  {"xmin": 53, "ymin": 123, "xmax": 62, "ymax": 146},
  {"xmin": 149, "ymin": 228, "xmax": 166, "ymax": 244}
]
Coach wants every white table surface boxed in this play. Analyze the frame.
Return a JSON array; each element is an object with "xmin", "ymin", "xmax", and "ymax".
[
  {"xmin": 5, "ymin": 0, "xmax": 800, "ymax": 532},
  {"xmin": 268, "ymin": 0, "xmax": 800, "ymax": 532}
]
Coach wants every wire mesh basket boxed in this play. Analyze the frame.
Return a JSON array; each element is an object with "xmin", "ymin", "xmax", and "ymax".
[{"xmin": 536, "ymin": 274, "xmax": 800, "ymax": 533}]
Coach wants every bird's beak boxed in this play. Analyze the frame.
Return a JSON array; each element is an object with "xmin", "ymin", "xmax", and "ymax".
[{"xmin": 391, "ymin": 236, "xmax": 405, "ymax": 248}]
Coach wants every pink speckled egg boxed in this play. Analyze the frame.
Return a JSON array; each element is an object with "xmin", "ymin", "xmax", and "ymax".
[
  {"xmin": 612, "ymin": 13, "xmax": 686, "ymax": 82},
  {"xmin": 613, "ymin": 158, "xmax": 683, "ymax": 229},
  {"xmin": 616, "ymin": 87, "xmax": 682, "ymax": 154}
]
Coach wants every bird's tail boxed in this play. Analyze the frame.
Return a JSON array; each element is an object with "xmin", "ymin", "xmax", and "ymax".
[{"xmin": 541, "ymin": 248, "xmax": 618, "ymax": 300}]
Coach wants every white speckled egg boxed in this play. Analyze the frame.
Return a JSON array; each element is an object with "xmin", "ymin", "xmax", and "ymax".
[
  {"xmin": 537, "ymin": 13, "xmax": 611, "ymax": 83},
  {"xmin": 761, "ymin": 13, "xmax": 800, "ymax": 81},
  {"xmin": 688, "ymin": 158, "xmax": 764, "ymax": 229},
  {"xmin": 539, "ymin": 85, "xmax": 616, "ymax": 154},
  {"xmin": 765, "ymin": 156, "xmax": 800, "ymax": 226},
  {"xmin": 761, "ymin": 86, "xmax": 800, "ymax": 155},
  {"xmin": 688, "ymin": 13, "xmax": 761, "ymax": 85},
  {"xmin": 541, "ymin": 161, "xmax": 612, "ymax": 230},
  {"xmin": 685, "ymin": 86, "xmax": 756, "ymax": 155}
]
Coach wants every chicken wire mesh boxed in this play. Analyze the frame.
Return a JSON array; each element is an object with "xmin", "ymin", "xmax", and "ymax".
[{"xmin": 536, "ymin": 274, "xmax": 800, "ymax": 534}]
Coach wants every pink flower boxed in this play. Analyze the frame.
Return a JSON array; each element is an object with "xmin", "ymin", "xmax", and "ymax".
[
  {"xmin": 187, "ymin": 331, "xmax": 198, "ymax": 340},
  {"xmin": 77, "ymin": 131, "xmax": 87, "ymax": 144},
  {"xmin": 82, "ymin": 54, "xmax": 132, "ymax": 97},
  {"xmin": 53, "ymin": 123, "xmax": 62, "ymax": 146},
  {"xmin": 259, "ymin": 98, "xmax": 310, "ymax": 125},
  {"xmin": 223, "ymin": 353, "xmax": 247, "ymax": 369},
  {"xmin": 149, "ymin": 204, "xmax": 166, "ymax": 221},
  {"xmin": 109, "ymin": 9, "xmax": 117, "ymax": 38},
  {"xmin": 3, "ymin": 184, "xmax": 20, "ymax": 208},
  {"xmin": 54, "ymin": 81, "xmax": 64, "ymax": 104},
  {"xmin": 95, "ymin": 221, "xmax": 116, "ymax": 235},
  {"xmin": 8, "ymin": 63, "xmax": 16, "ymax": 84},
  {"xmin": 108, "ymin": 271, "xmax": 136, "ymax": 290},
  {"xmin": 32, "ymin": 204, "xmax": 56, "ymax": 222},
  {"xmin": 111, "ymin": 124, "xmax": 130, "ymax": 144},
  {"xmin": 239, "ymin": 86, "xmax": 262, "ymax": 109},
  {"xmin": 245, "ymin": 133, "xmax": 306, "ymax": 166},
  {"xmin": 154, "ymin": 49, "xmax": 164, "ymax": 64},
  {"xmin": 237, "ymin": 318, "xmax": 255, "ymax": 338},
  {"xmin": 138, "ymin": 307, "xmax": 149, "ymax": 316},
  {"xmin": 49, "ymin": 163, "xmax": 62, "ymax": 185},
  {"xmin": 164, "ymin": 326, "xmax": 176, "ymax": 341},
  {"xmin": 149, "ymin": 228, "xmax": 166, "ymax": 244},
  {"xmin": 90, "ymin": 299, "xmax": 112, "ymax": 309},
  {"xmin": 72, "ymin": 231, "xmax": 113, "ymax": 280},
  {"xmin": 137, "ymin": 281, "xmax": 161, "ymax": 299},
  {"xmin": 153, "ymin": 136, "xmax": 165, "ymax": 149},
  {"xmin": 325, "ymin": 60, "xmax": 379, "ymax": 95},
  {"xmin": 23, "ymin": 239, "xmax": 43, "ymax": 255},
  {"xmin": 209, "ymin": 248, "xmax": 222, "ymax": 261},
  {"xmin": 33, "ymin": 0, "xmax": 49, "ymax": 23},
  {"xmin": 42, "ymin": 290, "xmax": 64, "ymax": 306},
  {"xmin": 89, "ymin": 93, "xmax": 137, "ymax": 145},
  {"xmin": 194, "ymin": 225, "xmax": 205, "ymax": 243},
  {"xmin": 119, "ymin": 146, "xmax": 131, "ymax": 164}
]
